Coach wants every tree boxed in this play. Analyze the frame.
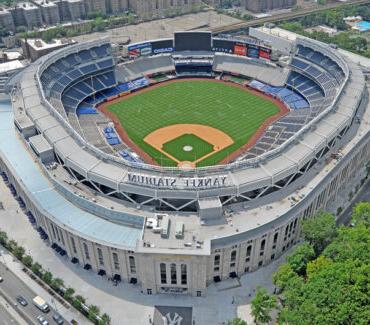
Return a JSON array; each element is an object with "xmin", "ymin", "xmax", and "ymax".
[
  {"xmin": 13, "ymin": 245, "xmax": 25, "ymax": 260},
  {"xmin": 87, "ymin": 305, "xmax": 100, "ymax": 321},
  {"xmin": 251, "ymin": 287, "xmax": 277, "ymax": 324},
  {"xmin": 72, "ymin": 295, "xmax": 86, "ymax": 310},
  {"xmin": 273, "ymin": 263, "xmax": 300, "ymax": 291},
  {"xmin": 31, "ymin": 262, "xmax": 42, "ymax": 276},
  {"xmin": 228, "ymin": 318, "xmax": 247, "ymax": 325},
  {"xmin": 351, "ymin": 201, "xmax": 370, "ymax": 226},
  {"xmin": 22, "ymin": 255, "xmax": 33, "ymax": 268},
  {"xmin": 302, "ymin": 212, "xmax": 337, "ymax": 255},
  {"xmin": 50, "ymin": 278, "xmax": 64, "ymax": 292},
  {"xmin": 100, "ymin": 313, "xmax": 111, "ymax": 325},
  {"xmin": 64, "ymin": 287, "xmax": 75, "ymax": 302},
  {"xmin": 286, "ymin": 243, "xmax": 315, "ymax": 276},
  {"xmin": 7, "ymin": 239, "xmax": 18, "ymax": 252},
  {"xmin": 42, "ymin": 271, "xmax": 53, "ymax": 285},
  {"xmin": 0, "ymin": 230, "xmax": 8, "ymax": 246}
]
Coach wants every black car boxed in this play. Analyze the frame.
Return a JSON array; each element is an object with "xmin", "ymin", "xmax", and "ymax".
[
  {"xmin": 52, "ymin": 312, "xmax": 64, "ymax": 325},
  {"xmin": 16, "ymin": 296, "xmax": 28, "ymax": 306}
]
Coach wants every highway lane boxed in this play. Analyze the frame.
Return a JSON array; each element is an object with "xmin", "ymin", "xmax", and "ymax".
[
  {"xmin": 0, "ymin": 301, "xmax": 21, "ymax": 325},
  {"xmin": 0, "ymin": 261, "xmax": 67, "ymax": 325}
]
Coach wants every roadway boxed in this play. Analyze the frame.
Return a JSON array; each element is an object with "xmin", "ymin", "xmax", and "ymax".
[
  {"xmin": 211, "ymin": 0, "xmax": 370, "ymax": 34},
  {"xmin": 337, "ymin": 178, "xmax": 370, "ymax": 226},
  {"xmin": 0, "ymin": 261, "xmax": 67, "ymax": 325},
  {"xmin": 0, "ymin": 300, "xmax": 22, "ymax": 325}
]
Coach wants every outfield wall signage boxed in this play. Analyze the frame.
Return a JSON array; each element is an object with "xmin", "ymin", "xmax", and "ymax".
[
  {"xmin": 127, "ymin": 173, "xmax": 229, "ymax": 189},
  {"xmin": 153, "ymin": 47, "xmax": 174, "ymax": 54},
  {"xmin": 247, "ymin": 45, "xmax": 259, "ymax": 58},
  {"xmin": 128, "ymin": 42, "xmax": 152, "ymax": 58},
  {"xmin": 234, "ymin": 43, "xmax": 247, "ymax": 56}
]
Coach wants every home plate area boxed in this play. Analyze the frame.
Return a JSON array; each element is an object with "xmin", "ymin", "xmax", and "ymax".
[{"xmin": 153, "ymin": 306, "xmax": 192, "ymax": 325}]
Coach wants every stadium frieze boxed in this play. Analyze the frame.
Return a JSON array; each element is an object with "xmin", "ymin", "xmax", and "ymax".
[{"xmin": 126, "ymin": 172, "xmax": 230, "ymax": 189}]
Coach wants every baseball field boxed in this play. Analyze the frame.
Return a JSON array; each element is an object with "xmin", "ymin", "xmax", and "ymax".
[{"xmin": 104, "ymin": 79, "xmax": 283, "ymax": 167}]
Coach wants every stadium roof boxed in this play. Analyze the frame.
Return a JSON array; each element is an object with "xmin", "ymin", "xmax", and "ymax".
[{"xmin": 0, "ymin": 98, "xmax": 143, "ymax": 249}]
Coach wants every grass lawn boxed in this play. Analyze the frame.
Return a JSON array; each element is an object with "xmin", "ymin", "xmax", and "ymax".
[
  {"xmin": 107, "ymin": 80, "xmax": 279, "ymax": 167},
  {"xmin": 162, "ymin": 134, "xmax": 214, "ymax": 162}
]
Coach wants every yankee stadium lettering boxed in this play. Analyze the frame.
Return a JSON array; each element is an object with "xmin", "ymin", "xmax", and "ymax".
[{"xmin": 127, "ymin": 173, "xmax": 227, "ymax": 188}]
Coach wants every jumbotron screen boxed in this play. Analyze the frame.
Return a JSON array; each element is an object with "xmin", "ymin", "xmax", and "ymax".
[{"xmin": 174, "ymin": 32, "xmax": 212, "ymax": 51}]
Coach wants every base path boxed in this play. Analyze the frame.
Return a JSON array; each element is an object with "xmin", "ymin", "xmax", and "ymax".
[{"xmin": 144, "ymin": 124, "xmax": 234, "ymax": 167}]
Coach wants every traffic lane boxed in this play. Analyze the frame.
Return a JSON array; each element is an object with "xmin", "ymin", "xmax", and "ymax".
[
  {"xmin": 0, "ymin": 302, "xmax": 20, "ymax": 325},
  {"xmin": 337, "ymin": 179, "xmax": 370, "ymax": 226},
  {"xmin": 0, "ymin": 262, "xmax": 67, "ymax": 325}
]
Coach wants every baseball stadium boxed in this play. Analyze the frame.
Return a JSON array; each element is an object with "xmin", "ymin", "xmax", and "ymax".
[{"xmin": 1, "ymin": 29, "xmax": 369, "ymax": 296}]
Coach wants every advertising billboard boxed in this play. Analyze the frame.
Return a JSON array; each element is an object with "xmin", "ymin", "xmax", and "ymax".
[
  {"xmin": 247, "ymin": 45, "xmax": 259, "ymax": 58},
  {"xmin": 128, "ymin": 42, "xmax": 152, "ymax": 58},
  {"xmin": 212, "ymin": 39, "xmax": 234, "ymax": 53},
  {"xmin": 259, "ymin": 47, "xmax": 271, "ymax": 60},
  {"xmin": 234, "ymin": 43, "xmax": 247, "ymax": 56},
  {"xmin": 151, "ymin": 39, "xmax": 174, "ymax": 55}
]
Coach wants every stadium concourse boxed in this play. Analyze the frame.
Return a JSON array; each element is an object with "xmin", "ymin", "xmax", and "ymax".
[{"xmin": 1, "ymin": 30, "xmax": 369, "ymax": 300}]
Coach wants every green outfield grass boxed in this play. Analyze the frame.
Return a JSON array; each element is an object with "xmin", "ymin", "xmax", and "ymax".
[{"xmin": 107, "ymin": 80, "xmax": 280, "ymax": 167}]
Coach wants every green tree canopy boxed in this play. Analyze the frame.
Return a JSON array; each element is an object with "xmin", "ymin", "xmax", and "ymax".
[
  {"xmin": 274, "ymin": 203, "xmax": 370, "ymax": 325},
  {"xmin": 228, "ymin": 318, "xmax": 247, "ymax": 325},
  {"xmin": 302, "ymin": 211, "xmax": 337, "ymax": 255},
  {"xmin": 251, "ymin": 287, "xmax": 277, "ymax": 324},
  {"xmin": 286, "ymin": 242, "xmax": 315, "ymax": 276},
  {"xmin": 351, "ymin": 201, "xmax": 370, "ymax": 226}
]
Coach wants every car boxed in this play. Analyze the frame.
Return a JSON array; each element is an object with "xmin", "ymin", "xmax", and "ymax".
[
  {"xmin": 52, "ymin": 312, "xmax": 64, "ymax": 325},
  {"xmin": 0, "ymin": 276, "xmax": 3, "ymax": 282},
  {"xmin": 16, "ymin": 296, "xmax": 28, "ymax": 306},
  {"xmin": 37, "ymin": 315, "xmax": 49, "ymax": 325}
]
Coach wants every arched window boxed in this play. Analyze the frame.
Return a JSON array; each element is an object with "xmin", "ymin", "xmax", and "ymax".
[
  {"xmin": 97, "ymin": 247, "xmax": 104, "ymax": 266},
  {"xmin": 230, "ymin": 250, "xmax": 237, "ymax": 262},
  {"xmin": 181, "ymin": 264, "xmax": 187, "ymax": 285},
  {"xmin": 129, "ymin": 256, "xmax": 136, "ymax": 274},
  {"xmin": 170, "ymin": 263, "xmax": 177, "ymax": 284},
  {"xmin": 83, "ymin": 243, "xmax": 90, "ymax": 260},
  {"xmin": 260, "ymin": 239, "xmax": 266, "ymax": 251},
  {"xmin": 246, "ymin": 245, "xmax": 252, "ymax": 257},
  {"xmin": 273, "ymin": 233, "xmax": 279, "ymax": 244},
  {"xmin": 160, "ymin": 263, "xmax": 167, "ymax": 284},
  {"xmin": 112, "ymin": 252, "xmax": 119, "ymax": 270},
  {"xmin": 214, "ymin": 254, "xmax": 220, "ymax": 266}
]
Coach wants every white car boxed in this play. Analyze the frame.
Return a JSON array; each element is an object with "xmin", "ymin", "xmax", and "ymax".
[
  {"xmin": 37, "ymin": 315, "xmax": 49, "ymax": 325},
  {"xmin": 0, "ymin": 276, "xmax": 3, "ymax": 282}
]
